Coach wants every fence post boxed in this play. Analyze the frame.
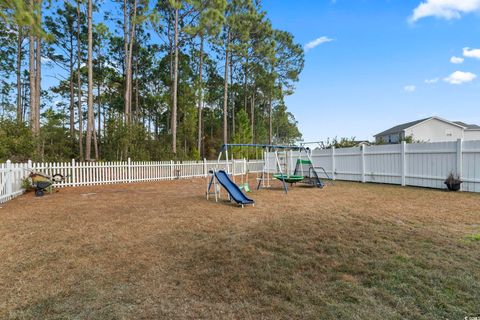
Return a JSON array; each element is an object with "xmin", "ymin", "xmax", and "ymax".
[
  {"xmin": 331, "ymin": 147, "xmax": 336, "ymax": 180},
  {"xmin": 6, "ymin": 160, "xmax": 12, "ymax": 197},
  {"xmin": 71, "ymin": 159, "xmax": 77, "ymax": 187},
  {"xmin": 361, "ymin": 146, "xmax": 366, "ymax": 183},
  {"xmin": 203, "ymin": 158, "xmax": 207, "ymax": 177},
  {"xmin": 457, "ymin": 139, "xmax": 463, "ymax": 191},
  {"xmin": 170, "ymin": 160, "xmax": 174, "ymax": 180},
  {"xmin": 289, "ymin": 150, "xmax": 293, "ymax": 174},
  {"xmin": 401, "ymin": 141, "xmax": 406, "ymax": 186},
  {"xmin": 128, "ymin": 157, "xmax": 132, "ymax": 183}
]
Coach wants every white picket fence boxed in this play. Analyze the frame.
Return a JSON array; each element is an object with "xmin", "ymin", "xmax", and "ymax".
[
  {"xmin": 272, "ymin": 139, "xmax": 480, "ymax": 192},
  {"xmin": 0, "ymin": 158, "xmax": 265, "ymax": 204},
  {"xmin": 0, "ymin": 161, "xmax": 30, "ymax": 204}
]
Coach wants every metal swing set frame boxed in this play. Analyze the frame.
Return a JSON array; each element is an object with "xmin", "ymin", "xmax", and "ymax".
[{"xmin": 215, "ymin": 143, "xmax": 331, "ymax": 194}]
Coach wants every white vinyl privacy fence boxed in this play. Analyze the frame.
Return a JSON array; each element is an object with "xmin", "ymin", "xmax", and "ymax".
[
  {"xmin": 0, "ymin": 158, "xmax": 264, "ymax": 204},
  {"xmin": 287, "ymin": 139, "xmax": 480, "ymax": 192}
]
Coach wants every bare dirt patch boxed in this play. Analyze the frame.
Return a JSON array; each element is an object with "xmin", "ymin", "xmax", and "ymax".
[{"xmin": 1, "ymin": 178, "xmax": 479, "ymax": 319}]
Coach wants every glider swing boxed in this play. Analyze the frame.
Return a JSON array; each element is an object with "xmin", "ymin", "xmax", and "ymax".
[
  {"xmin": 262, "ymin": 145, "xmax": 328, "ymax": 193},
  {"xmin": 267, "ymin": 146, "xmax": 305, "ymax": 193}
]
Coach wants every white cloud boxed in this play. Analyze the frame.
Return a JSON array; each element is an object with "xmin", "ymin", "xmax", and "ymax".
[
  {"xmin": 425, "ymin": 78, "xmax": 439, "ymax": 84},
  {"xmin": 450, "ymin": 56, "xmax": 464, "ymax": 64},
  {"xmin": 409, "ymin": 0, "xmax": 480, "ymax": 22},
  {"xmin": 444, "ymin": 71, "xmax": 477, "ymax": 84},
  {"xmin": 404, "ymin": 85, "xmax": 416, "ymax": 92},
  {"xmin": 304, "ymin": 36, "xmax": 333, "ymax": 51},
  {"xmin": 41, "ymin": 57, "xmax": 52, "ymax": 64},
  {"xmin": 463, "ymin": 47, "xmax": 480, "ymax": 59}
]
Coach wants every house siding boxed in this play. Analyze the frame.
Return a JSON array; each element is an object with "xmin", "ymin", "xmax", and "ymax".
[
  {"xmin": 464, "ymin": 130, "xmax": 480, "ymax": 140},
  {"xmin": 404, "ymin": 118, "xmax": 463, "ymax": 142}
]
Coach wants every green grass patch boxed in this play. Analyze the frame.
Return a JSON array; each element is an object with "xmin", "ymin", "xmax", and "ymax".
[{"xmin": 466, "ymin": 233, "xmax": 480, "ymax": 241}]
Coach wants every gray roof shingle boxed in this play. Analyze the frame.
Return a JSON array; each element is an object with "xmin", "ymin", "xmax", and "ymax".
[
  {"xmin": 453, "ymin": 121, "xmax": 480, "ymax": 130},
  {"xmin": 374, "ymin": 117, "xmax": 431, "ymax": 137}
]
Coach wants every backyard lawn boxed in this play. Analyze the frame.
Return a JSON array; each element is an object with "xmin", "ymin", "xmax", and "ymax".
[{"xmin": 1, "ymin": 178, "xmax": 479, "ymax": 319}]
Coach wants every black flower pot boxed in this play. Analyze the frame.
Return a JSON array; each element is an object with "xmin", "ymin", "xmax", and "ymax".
[{"xmin": 445, "ymin": 181, "xmax": 462, "ymax": 191}]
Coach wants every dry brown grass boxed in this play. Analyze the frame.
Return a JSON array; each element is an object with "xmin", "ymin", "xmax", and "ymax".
[{"xmin": 1, "ymin": 177, "xmax": 479, "ymax": 319}]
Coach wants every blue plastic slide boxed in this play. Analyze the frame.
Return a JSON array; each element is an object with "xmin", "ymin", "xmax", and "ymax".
[{"xmin": 214, "ymin": 170, "xmax": 254, "ymax": 206}]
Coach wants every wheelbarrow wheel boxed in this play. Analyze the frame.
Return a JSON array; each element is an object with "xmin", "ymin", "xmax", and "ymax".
[{"xmin": 35, "ymin": 189, "xmax": 45, "ymax": 197}]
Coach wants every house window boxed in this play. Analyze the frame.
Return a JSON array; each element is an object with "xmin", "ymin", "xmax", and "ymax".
[{"xmin": 389, "ymin": 134, "xmax": 399, "ymax": 143}]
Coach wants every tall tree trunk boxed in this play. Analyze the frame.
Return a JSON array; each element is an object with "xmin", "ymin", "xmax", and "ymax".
[
  {"xmin": 97, "ymin": 79, "xmax": 102, "ymax": 159},
  {"xmin": 251, "ymin": 87, "xmax": 255, "ymax": 143},
  {"xmin": 171, "ymin": 5, "xmax": 179, "ymax": 154},
  {"xmin": 244, "ymin": 56, "xmax": 248, "ymax": 113},
  {"xmin": 230, "ymin": 54, "xmax": 234, "ymax": 137},
  {"xmin": 268, "ymin": 97, "xmax": 272, "ymax": 144},
  {"xmin": 124, "ymin": 0, "xmax": 138, "ymax": 125},
  {"xmin": 22, "ymin": 75, "xmax": 28, "ymax": 121},
  {"xmin": 28, "ymin": 0, "xmax": 36, "ymax": 135},
  {"xmin": 269, "ymin": 67, "xmax": 274, "ymax": 144},
  {"xmin": 85, "ymin": 0, "xmax": 94, "ymax": 160},
  {"xmin": 97, "ymin": 76, "xmax": 101, "ymax": 141},
  {"xmin": 77, "ymin": 0, "xmax": 84, "ymax": 160},
  {"xmin": 34, "ymin": 0, "xmax": 42, "ymax": 135},
  {"xmin": 96, "ymin": 34, "xmax": 103, "ymax": 155},
  {"xmin": 197, "ymin": 35, "xmax": 204, "ymax": 157},
  {"xmin": 123, "ymin": 0, "xmax": 128, "ymax": 122},
  {"xmin": 69, "ymin": 35, "xmax": 75, "ymax": 138},
  {"xmin": 166, "ymin": 20, "xmax": 172, "ymax": 133},
  {"xmin": 34, "ymin": 36, "xmax": 41, "ymax": 133},
  {"xmin": 135, "ymin": 57, "xmax": 139, "ymax": 121},
  {"xmin": 93, "ymin": 126, "xmax": 99, "ymax": 159},
  {"xmin": 16, "ymin": 27, "xmax": 23, "ymax": 124},
  {"xmin": 222, "ymin": 31, "xmax": 230, "ymax": 145}
]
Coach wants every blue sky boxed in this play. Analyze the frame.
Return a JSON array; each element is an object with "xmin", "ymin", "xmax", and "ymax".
[{"xmin": 262, "ymin": 0, "xmax": 480, "ymax": 142}]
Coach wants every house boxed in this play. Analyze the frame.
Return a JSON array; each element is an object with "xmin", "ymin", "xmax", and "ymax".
[
  {"xmin": 374, "ymin": 117, "xmax": 480, "ymax": 144},
  {"xmin": 354, "ymin": 140, "xmax": 371, "ymax": 147}
]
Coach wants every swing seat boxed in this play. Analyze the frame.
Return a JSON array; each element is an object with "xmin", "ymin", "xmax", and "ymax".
[
  {"xmin": 273, "ymin": 174, "xmax": 305, "ymax": 184},
  {"xmin": 239, "ymin": 183, "xmax": 251, "ymax": 192}
]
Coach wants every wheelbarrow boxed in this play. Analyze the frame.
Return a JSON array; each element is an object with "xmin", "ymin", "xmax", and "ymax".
[{"xmin": 29, "ymin": 172, "xmax": 65, "ymax": 197}]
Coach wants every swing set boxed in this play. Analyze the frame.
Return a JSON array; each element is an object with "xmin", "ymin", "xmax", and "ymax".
[{"xmin": 215, "ymin": 143, "xmax": 331, "ymax": 194}]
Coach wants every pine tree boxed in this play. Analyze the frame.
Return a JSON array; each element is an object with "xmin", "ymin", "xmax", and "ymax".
[
  {"xmin": 76, "ymin": 0, "xmax": 84, "ymax": 160},
  {"xmin": 28, "ymin": 0, "xmax": 37, "ymax": 135},
  {"xmin": 85, "ymin": 0, "xmax": 94, "ymax": 160},
  {"xmin": 0, "ymin": 0, "xmax": 304, "ymax": 161}
]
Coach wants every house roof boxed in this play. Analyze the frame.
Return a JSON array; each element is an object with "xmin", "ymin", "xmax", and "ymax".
[
  {"xmin": 453, "ymin": 121, "xmax": 480, "ymax": 130},
  {"xmin": 374, "ymin": 118, "xmax": 431, "ymax": 137},
  {"xmin": 374, "ymin": 116, "xmax": 479, "ymax": 137}
]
